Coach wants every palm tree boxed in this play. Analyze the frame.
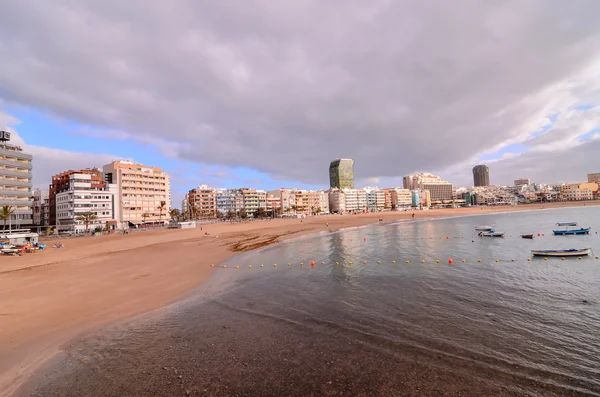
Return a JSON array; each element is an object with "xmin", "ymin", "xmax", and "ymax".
[
  {"xmin": 169, "ymin": 208, "xmax": 180, "ymax": 222},
  {"xmin": 0, "ymin": 206, "xmax": 14, "ymax": 231},
  {"xmin": 141, "ymin": 213, "xmax": 150, "ymax": 224},
  {"xmin": 158, "ymin": 201, "xmax": 166, "ymax": 222},
  {"xmin": 254, "ymin": 207, "xmax": 266, "ymax": 218},
  {"xmin": 75, "ymin": 211, "xmax": 98, "ymax": 233}
]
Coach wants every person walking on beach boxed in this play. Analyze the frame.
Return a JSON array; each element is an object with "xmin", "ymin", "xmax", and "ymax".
[{"xmin": 412, "ymin": 213, "xmax": 415, "ymax": 219}]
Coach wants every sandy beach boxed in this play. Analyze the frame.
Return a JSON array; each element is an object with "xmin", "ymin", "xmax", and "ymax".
[{"xmin": 1, "ymin": 201, "xmax": 598, "ymax": 396}]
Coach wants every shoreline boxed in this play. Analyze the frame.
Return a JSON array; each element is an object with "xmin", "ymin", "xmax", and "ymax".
[{"xmin": 2, "ymin": 201, "xmax": 599, "ymax": 396}]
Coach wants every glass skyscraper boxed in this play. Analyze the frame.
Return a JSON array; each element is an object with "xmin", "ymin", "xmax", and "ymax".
[{"xmin": 329, "ymin": 158, "xmax": 354, "ymax": 189}]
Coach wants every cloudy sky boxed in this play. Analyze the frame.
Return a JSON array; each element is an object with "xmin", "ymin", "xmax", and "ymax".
[{"xmin": 2, "ymin": 0, "xmax": 600, "ymax": 206}]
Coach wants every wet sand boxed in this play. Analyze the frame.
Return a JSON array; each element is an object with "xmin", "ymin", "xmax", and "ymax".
[{"xmin": 1, "ymin": 201, "xmax": 598, "ymax": 396}]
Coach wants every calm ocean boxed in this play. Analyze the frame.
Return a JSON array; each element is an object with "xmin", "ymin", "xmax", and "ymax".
[{"xmin": 19, "ymin": 207, "xmax": 600, "ymax": 397}]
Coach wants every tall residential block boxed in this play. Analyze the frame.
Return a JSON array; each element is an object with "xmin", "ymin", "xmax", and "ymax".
[
  {"xmin": 329, "ymin": 158, "xmax": 355, "ymax": 189},
  {"xmin": 103, "ymin": 160, "xmax": 171, "ymax": 228},
  {"xmin": 472, "ymin": 165, "xmax": 490, "ymax": 187},
  {"xmin": 403, "ymin": 173, "xmax": 452, "ymax": 202},
  {"xmin": 0, "ymin": 130, "xmax": 33, "ymax": 226}
]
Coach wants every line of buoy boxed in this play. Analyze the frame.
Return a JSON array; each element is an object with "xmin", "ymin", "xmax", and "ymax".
[
  {"xmin": 286, "ymin": 233, "xmax": 575, "ymax": 244},
  {"xmin": 218, "ymin": 255, "xmax": 599, "ymax": 269}
]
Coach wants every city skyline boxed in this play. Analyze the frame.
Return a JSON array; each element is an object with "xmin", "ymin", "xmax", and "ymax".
[{"xmin": 2, "ymin": 2, "xmax": 600, "ymax": 206}]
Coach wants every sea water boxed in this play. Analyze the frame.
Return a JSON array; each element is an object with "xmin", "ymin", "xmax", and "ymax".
[{"xmin": 19, "ymin": 207, "xmax": 600, "ymax": 396}]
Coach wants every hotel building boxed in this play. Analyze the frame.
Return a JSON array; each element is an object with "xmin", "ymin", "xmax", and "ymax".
[
  {"xmin": 103, "ymin": 160, "xmax": 171, "ymax": 228},
  {"xmin": 403, "ymin": 173, "xmax": 452, "ymax": 202},
  {"xmin": 329, "ymin": 158, "xmax": 355, "ymax": 189},
  {"xmin": 0, "ymin": 130, "xmax": 33, "ymax": 226}
]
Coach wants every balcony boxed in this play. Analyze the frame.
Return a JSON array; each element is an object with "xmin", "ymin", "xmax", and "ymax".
[
  {"xmin": 0, "ymin": 179, "xmax": 32, "ymax": 188},
  {"xmin": 0, "ymin": 169, "xmax": 32, "ymax": 178},
  {"xmin": 0, "ymin": 147, "xmax": 32, "ymax": 160},
  {"xmin": 0, "ymin": 158, "xmax": 32, "ymax": 170},
  {"xmin": 0, "ymin": 199, "xmax": 33, "ymax": 207},
  {"xmin": 0, "ymin": 189, "xmax": 31, "ymax": 198}
]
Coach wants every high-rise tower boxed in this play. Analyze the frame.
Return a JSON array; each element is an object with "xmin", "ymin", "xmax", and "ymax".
[
  {"xmin": 329, "ymin": 159, "xmax": 354, "ymax": 189},
  {"xmin": 472, "ymin": 165, "xmax": 490, "ymax": 187}
]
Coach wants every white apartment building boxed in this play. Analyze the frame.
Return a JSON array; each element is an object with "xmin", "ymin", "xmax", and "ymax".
[
  {"xmin": 0, "ymin": 132, "xmax": 33, "ymax": 226},
  {"xmin": 338, "ymin": 188, "xmax": 367, "ymax": 213},
  {"xmin": 55, "ymin": 173, "xmax": 116, "ymax": 232},
  {"xmin": 364, "ymin": 187, "xmax": 385, "ymax": 212},
  {"xmin": 394, "ymin": 188, "xmax": 413, "ymax": 207},
  {"xmin": 103, "ymin": 160, "xmax": 171, "ymax": 228}
]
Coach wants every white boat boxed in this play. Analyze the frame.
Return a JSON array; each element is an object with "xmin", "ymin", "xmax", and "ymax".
[
  {"xmin": 478, "ymin": 231, "xmax": 504, "ymax": 237},
  {"xmin": 531, "ymin": 248, "xmax": 591, "ymax": 257},
  {"xmin": 475, "ymin": 226, "xmax": 494, "ymax": 231},
  {"xmin": 2, "ymin": 247, "xmax": 21, "ymax": 255}
]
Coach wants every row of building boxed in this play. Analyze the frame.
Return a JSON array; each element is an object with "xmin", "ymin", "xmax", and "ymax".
[
  {"xmin": 182, "ymin": 185, "xmax": 434, "ymax": 218},
  {"xmin": 31, "ymin": 160, "xmax": 171, "ymax": 232}
]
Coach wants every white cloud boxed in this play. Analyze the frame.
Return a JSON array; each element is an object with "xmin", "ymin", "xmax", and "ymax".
[{"xmin": 1, "ymin": 0, "xmax": 600, "ymax": 187}]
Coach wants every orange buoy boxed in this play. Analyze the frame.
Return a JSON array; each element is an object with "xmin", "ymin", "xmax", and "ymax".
[
  {"xmin": 311, "ymin": 261, "xmax": 315, "ymax": 267},
  {"xmin": 537, "ymin": 233, "xmax": 540, "ymax": 236},
  {"xmin": 364, "ymin": 237, "xmax": 366, "ymax": 241},
  {"xmin": 446, "ymin": 236, "xmax": 449, "ymax": 239},
  {"xmin": 448, "ymin": 258, "xmax": 453, "ymax": 264}
]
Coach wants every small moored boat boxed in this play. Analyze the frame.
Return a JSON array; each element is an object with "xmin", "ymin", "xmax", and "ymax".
[
  {"xmin": 475, "ymin": 226, "xmax": 494, "ymax": 232},
  {"xmin": 479, "ymin": 231, "xmax": 504, "ymax": 237},
  {"xmin": 531, "ymin": 248, "xmax": 591, "ymax": 257},
  {"xmin": 552, "ymin": 223, "xmax": 591, "ymax": 235},
  {"xmin": 521, "ymin": 234, "xmax": 534, "ymax": 239},
  {"xmin": 556, "ymin": 222, "xmax": 578, "ymax": 227}
]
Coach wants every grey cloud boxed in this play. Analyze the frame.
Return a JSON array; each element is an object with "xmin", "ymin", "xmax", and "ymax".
[{"xmin": 2, "ymin": 0, "xmax": 600, "ymax": 185}]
